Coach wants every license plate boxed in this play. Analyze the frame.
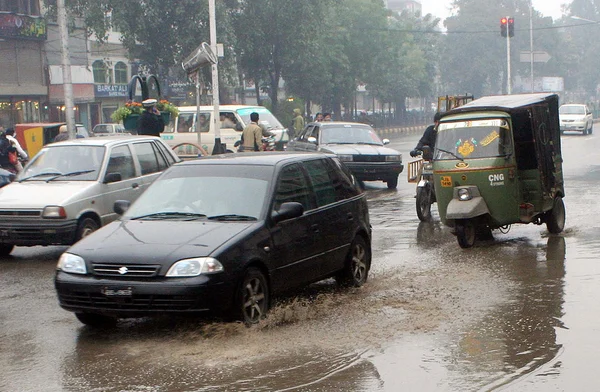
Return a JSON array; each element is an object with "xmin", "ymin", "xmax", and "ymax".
[{"xmin": 102, "ymin": 287, "xmax": 133, "ymax": 297}]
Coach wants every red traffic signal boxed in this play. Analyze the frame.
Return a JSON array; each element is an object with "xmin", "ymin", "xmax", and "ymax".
[
  {"xmin": 508, "ymin": 17, "xmax": 515, "ymax": 37},
  {"xmin": 500, "ymin": 18, "xmax": 508, "ymax": 37}
]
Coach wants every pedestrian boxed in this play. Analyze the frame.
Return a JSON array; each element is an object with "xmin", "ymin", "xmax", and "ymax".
[
  {"xmin": 323, "ymin": 113, "xmax": 332, "ymax": 121},
  {"xmin": 240, "ymin": 112, "xmax": 263, "ymax": 152},
  {"xmin": 410, "ymin": 112, "xmax": 441, "ymax": 159},
  {"xmin": 4, "ymin": 128, "xmax": 28, "ymax": 173},
  {"xmin": 290, "ymin": 108, "xmax": 305, "ymax": 139},
  {"xmin": 53, "ymin": 125, "xmax": 70, "ymax": 142},
  {"xmin": 138, "ymin": 98, "xmax": 165, "ymax": 137},
  {"xmin": 315, "ymin": 113, "xmax": 324, "ymax": 122}
]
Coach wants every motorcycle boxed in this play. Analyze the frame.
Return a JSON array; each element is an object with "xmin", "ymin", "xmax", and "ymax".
[
  {"xmin": 413, "ymin": 146, "xmax": 436, "ymax": 221},
  {"xmin": 235, "ymin": 135, "xmax": 277, "ymax": 152}
]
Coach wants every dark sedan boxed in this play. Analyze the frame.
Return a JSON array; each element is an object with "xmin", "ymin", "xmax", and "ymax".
[
  {"xmin": 287, "ymin": 122, "xmax": 404, "ymax": 188},
  {"xmin": 55, "ymin": 152, "xmax": 371, "ymax": 326}
]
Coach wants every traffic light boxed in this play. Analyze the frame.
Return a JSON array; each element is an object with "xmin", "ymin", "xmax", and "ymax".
[
  {"xmin": 500, "ymin": 17, "xmax": 508, "ymax": 37},
  {"xmin": 508, "ymin": 18, "xmax": 514, "ymax": 37}
]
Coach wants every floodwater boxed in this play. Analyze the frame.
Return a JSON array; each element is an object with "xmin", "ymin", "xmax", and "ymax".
[{"xmin": 0, "ymin": 131, "xmax": 597, "ymax": 391}]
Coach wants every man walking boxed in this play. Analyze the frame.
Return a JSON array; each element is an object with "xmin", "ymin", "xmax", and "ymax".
[{"xmin": 241, "ymin": 112, "xmax": 264, "ymax": 152}]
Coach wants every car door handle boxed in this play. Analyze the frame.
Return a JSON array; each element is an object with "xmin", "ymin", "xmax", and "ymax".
[
  {"xmin": 132, "ymin": 183, "xmax": 139, "ymax": 189},
  {"xmin": 347, "ymin": 213, "xmax": 354, "ymax": 221},
  {"xmin": 311, "ymin": 224, "xmax": 320, "ymax": 233}
]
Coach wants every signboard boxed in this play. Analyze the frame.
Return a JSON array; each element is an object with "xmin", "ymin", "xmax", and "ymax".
[
  {"xmin": 519, "ymin": 51, "xmax": 551, "ymax": 63},
  {"xmin": 94, "ymin": 84, "xmax": 128, "ymax": 98},
  {"xmin": 0, "ymin": 13, "xmax": 46, "ymax": 40},
  {"xmin": 542, "ymin": 77, "xmax": 564, "ymax": 92}
]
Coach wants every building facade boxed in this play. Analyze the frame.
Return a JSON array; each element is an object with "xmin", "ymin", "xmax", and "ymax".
[{"xmin": 386, "ymin": 0, "xmax": 422, "ymax": 16}]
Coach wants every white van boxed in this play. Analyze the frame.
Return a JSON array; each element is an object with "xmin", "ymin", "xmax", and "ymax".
[{"xmin": 161, "ymin": 105, "xmax": 288, "ymax": 156}]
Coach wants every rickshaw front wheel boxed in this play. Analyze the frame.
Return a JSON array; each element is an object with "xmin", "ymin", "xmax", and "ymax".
[
  {"xmin": 416, "ymin": 186, "xmax": 433, "ymax": 221},
  {"xmin": 456, "ymin": 219, "xmax": 475, "ymax": 248},
  {"xmin": 546, "ymin": 197, "xmax": 565, "ymax": 234}
]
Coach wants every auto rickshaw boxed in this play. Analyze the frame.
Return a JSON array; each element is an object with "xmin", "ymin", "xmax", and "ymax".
[
  {"xmin": 15, "ymin": 122, "xmax": 91, "ymax": 158},
  {"xmin": 432, "ymin": 93, "xmax": 565, "ymax": 248}
]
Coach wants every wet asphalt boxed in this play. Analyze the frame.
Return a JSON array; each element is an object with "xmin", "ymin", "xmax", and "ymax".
[{"xmin": 0, "ymin": 130, "xmax": 597, "ymax": 392}]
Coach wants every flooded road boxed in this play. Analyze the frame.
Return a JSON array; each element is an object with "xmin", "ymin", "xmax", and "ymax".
[{"xmin": 0, "ymin": 131, "xmax": 597, "ymax": 391}]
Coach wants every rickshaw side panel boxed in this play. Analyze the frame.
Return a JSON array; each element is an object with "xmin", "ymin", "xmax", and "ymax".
[{"xmin": 16, "ymin": 123, "xmax": 63, "ymax": 158}]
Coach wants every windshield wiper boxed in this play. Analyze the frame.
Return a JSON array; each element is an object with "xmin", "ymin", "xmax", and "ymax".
[
  {"xmin": 207, "ymin": 214, "xmax": 257, "ymax": 221},
  {"xmin": 19, "ymin": 172, "xmax": 63, "ymax": 182},
  {"xmin": 436, "ymin": 148, "xmax": 464, "ymax": 161},
  {"xmin": 46, "ymin": 170, "xmax": 96, "ymax": 182},
  {"xmin": 131, "ymin": 212, "xmax": 207, "ymax": 221}
]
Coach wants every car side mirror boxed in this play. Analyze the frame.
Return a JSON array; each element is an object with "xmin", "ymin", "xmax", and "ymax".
[
  {"xmin": 104, "ymin": 172, "xmax": 122, "ymax": 184},
  {"xmin": 113, "ymin": 200, "xmax": 131, "ymax": 215},
  {"xmin": 271, "ymin": 202, "xmax": 304, "ymax": 224},
  {"xmin": 235, "ymin": 123, "xmax": 243, "ymax": 132},
  {"xmin": 382, "ymin": 138, "xmax": 390, "ymax": 145},
  {"xmin": 307, "ymin": 136, "xmax": 317, "ymax": 144}
]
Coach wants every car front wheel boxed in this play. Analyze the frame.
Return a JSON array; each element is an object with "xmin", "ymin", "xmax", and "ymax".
[
  {"xmin": 336, "ymin": 236, "xmax": 371, "ymax": 287},
  {"xmin": 386, "ymin": 175, "xmax": 398, "ymax": 189},
  {"xmin": 234, "ymin": 267, "xmax": 269, "ymax": 325}
]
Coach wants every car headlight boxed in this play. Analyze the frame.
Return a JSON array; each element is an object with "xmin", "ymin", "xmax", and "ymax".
[
  {"xmin": 42, "ymin": 206, "xmax": 67, "ymax": 219},
  {"xmin": 337, "ymin": 154, "xmax": 353, "ymax": 162},
  {"xmin": 458, "ymin": 188, "xmax": 472, "ymax": 201},
  {"xmin": 166, "ymin": 257, "xmax": 224, "ymax": 277},
  {"xmin": 57, "ymin": 253, "xmax": 87, "ymax": 274},
  {"xmin": 385, "ymin": 155, "xmax": 401, "ymax": 162}
]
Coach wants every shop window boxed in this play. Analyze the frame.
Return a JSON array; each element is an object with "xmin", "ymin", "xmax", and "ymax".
[{"xmin": 114, "ymin": 62, "xmax": 128, "ymax": 84}]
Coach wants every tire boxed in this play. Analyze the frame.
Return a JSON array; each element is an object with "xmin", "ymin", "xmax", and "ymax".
[
  {"xmin": 75, "ymin": 312, "xmax": 117, "ymax": 327},
  {"xmin": 386, "ymin": 175, "xmax": 398, "ymax": 189},
  {"xmin": 233, "ymin": 267, "xmax": 269, "ymax": 325},
  {"xmin": 0, "ymin": 244, "xmax": 14, "ymax": 257},
  {"xmin": 455, "ymin": 219, "xmax": 475, "ymax": 248},
  {"xmin": 546, "ymin": 197, "xmax": 565, "ymax": 234},
  {"xmin": 590, "ymin": 123, "xmax": 594, "ymax": 134},
  {"xmin": 416, "ymin": 185, "xmax": 432, "ymax": 221},
  {"xmin": 336, "ymin": 236, "xmax": 371, "ymax": 287},
  {"xmin": 75, "ymin": 217, "xmax": 100, "ymax": 242}
]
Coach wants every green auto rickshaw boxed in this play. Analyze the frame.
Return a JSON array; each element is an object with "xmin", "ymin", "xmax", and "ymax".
[{"xmin": 433, "ymin": 93, "xmax": 565, "ymax": 248}]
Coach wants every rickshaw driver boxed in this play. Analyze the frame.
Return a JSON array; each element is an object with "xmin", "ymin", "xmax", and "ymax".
[{"xmin": 410, "ymin": 112, "xmax": 441, "ymax": 159}]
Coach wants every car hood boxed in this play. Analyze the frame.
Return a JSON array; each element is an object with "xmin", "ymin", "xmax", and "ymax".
[
  {"xmin": 320, "ymin": 144, "xmax": 400, "ymax": 156},
  {"xmin": 560, "ymin": 114, "xmax": 587, "ymax": 121},
  {"xmin": 70, "ymin": 219, "xmax": 256, "ymax": 263},
  {"xmin": 0, "ymin": 181, "xmax": 96, "ymax": 208}
]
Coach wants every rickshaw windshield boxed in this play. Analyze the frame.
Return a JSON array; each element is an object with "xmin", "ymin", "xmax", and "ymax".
[{"xmin": 435, "ymin": 119, "xmax": 510, "ymax": 160}]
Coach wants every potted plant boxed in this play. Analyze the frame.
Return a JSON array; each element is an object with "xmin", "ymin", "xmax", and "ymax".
[
  {"xmin": 156, "ymin": 99, "xmax": 179, "ymax": 125},
  {"xmin": 111, "ymin": 101, "xmax": 144, "ymax": 130}
]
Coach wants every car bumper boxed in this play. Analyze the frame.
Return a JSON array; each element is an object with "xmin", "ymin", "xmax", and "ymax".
[
  {"xmin": 55, "ymin": 271, "xmax": 233, "ymax": 317},
  {"xmin": 345, "ymin": 162, "xmax": 404, "ymax": 180},
  {"xmin": 560, "ymin": 123, "xmax": 586, "ymax": 131},
  {"xmin": 0, "ymin": 219, "xmax": 78, "ymax": 246}
]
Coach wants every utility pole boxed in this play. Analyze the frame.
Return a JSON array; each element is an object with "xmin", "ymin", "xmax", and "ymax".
[
  {"xmin": 57, "ymin": 0, "xmax": 76, "ymax": 139},
  {"xmin": 529, "ymin": 3, "xmax": 534, "ymax": 92},
  {"xmin": 506, "ymin": 16, "xmax": 512, "ymax": 94},
  {"xmin": 209, "ymin": 0, "xmax": 222, "ymax": 154}
]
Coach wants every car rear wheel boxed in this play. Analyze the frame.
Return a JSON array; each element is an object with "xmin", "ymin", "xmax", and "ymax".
[
  {"xmin": 336, "ymin": 236, "xmax": 371, "ymax": 287},
  {"xmin": 455, "ymin": 219, "xmax": 475, "ymax": 248},
  {"xmin": 75, "ymin": 218, "xmax": 100, "ymax": 242},
  {"xmin": 386, "ymin": 175, "xmax": 398, "ymax": 189},
  {"xmin": 546, "ymin": 197, "xmax": 565, "ymax": 234},
  {"xmin": 0, "ymin": 244, "xmax": 14, "ymax": 257},
  {"xmin": 234, "ymin": 267, "xmax": 269, "ymax": 325},
  {"xmin": 75, "ymin": 312, "xmax": 117, "ymax": 327}
]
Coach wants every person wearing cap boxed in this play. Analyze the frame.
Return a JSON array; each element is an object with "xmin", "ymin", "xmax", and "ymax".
[
  {"xmin": 290, "ymin": 108, "xmax": 304, "ymax": 139},
  {"xmin": 138, "ymin": 98, "xmax": 165, "ymax": 137},
  {"xmin": 53, "ymin": 125, "xmax": 70, "ymax": 142}
]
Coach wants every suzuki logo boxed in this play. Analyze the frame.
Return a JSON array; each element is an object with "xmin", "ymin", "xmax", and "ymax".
[{"xmin": 118, "ymin": 266, "xmax": 128, "ymax": 275}]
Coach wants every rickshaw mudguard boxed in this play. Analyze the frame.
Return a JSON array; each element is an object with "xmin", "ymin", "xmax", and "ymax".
[
  {"xmin": 417, "ymin": 179, "xmax": 430, "ymax": 188},
  {"xmin": 446, "ymin": 196, "xmax": 490, "ymax": 220}
]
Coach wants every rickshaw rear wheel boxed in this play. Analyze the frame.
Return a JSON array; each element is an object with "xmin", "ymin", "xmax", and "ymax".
[
  {"xmin": 456, "ymin": 220, "xmax": 475, "ymax": 248},
  {"xmin": 416, "ymin": 186, "xmax": 432, "ymax": 221},
  {"xmin": 546, "ymin": 197, "xmax": 565, "ymax": 234}
]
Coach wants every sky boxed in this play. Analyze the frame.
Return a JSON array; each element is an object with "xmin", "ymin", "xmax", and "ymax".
[{"xmin": 421, "ymin": 0, "xmax": 571, "ymax": 21}]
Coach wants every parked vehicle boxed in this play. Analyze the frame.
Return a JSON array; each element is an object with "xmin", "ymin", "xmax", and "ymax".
[
  {"xmin": 92, "ymin": 123, "xmax": 130, "ymax": 136},
  {"xmin": 288, "ymin": 122, "xmax": 403, "ymax": 189},
  {"xmin": 559, "ymin": 104, "xmax": 593, "ymax": 135},
  {"xmin": 433, "ymin": 93, "xmax": 565, "ymax": 248},
  {"xmin": 162, "ymin": 105, "xmax": 289, "ymax": 157},
  {"xmin": 55, "ymin": 152, "xmax": 371, "ymax": 326},
  {"xmin": 0, "ymin": 136, "xmax": 180, "ymax": 256},
  {"xmin": 15, "ymin": 123, "xmax": 91, "ymax": 158}
]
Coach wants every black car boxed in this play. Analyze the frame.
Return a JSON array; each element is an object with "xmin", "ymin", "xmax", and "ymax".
[
  {"xmin": 55, "ymin": 152, "xmax": 371, "ymax": 326},
  {"xmin": 287, "ymin": 122, "xmax": 404, "ymax": 189}
]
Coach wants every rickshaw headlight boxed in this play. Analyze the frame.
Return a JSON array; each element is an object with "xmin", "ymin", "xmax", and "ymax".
[{"xmin": 458, "ymin": 188, "xmax": 472, "ymax": 201}]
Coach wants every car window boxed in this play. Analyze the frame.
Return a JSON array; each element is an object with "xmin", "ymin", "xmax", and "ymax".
[
  {"xmin": 176, "ymin": 113, "xmax": 195, "ymax": 133},
  {"xmin": 299, "ymin": 126, "xmax": 314, "ymax": 141},
  {"xmin": 220, "ymin": 112, "xmax": 238, "ymax": 129},
  {"xmin": 106, "ymin": 145, "xmax": 136, "ymax": 180},
  {"xmin": 155, "ymin": 141, "xmax": 177, "ymax": 165},
  {"xmin": 94, "ymin": 125, "xmax": 110, "ymax": 134},
  {"xmin": 327, "ymin": 158, "xmax": 361, "ymax": 199},
  {"xmin": 310, "ymin": 126, "xmax": 320, "ymax": 141},
  {"xmin": 303, "ymin": 159, "xmax": 337, "ymax": 207},
  {"xmin": 273, "ymin": 163, "xmax": 312, "ymax": 211},
  {"xmin": 133, "ymin": 142, "xmax": 161, "ymax": 175}
]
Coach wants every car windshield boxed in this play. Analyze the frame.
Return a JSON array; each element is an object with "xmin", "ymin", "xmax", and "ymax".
[
  {"xmin": 559, "ymin": 105, "xmax": 585, "ymax": 115},
  {"xmin": 435, "ymin": 119, "xmax": 510, "ymax": 160},
  {"xmin": 93, "ymin": 125, "xmax": 112, "ymax": 134},
  {"xmin": 18, "ymin": 145, "xmax": 104, "ymax": 181},
  {"xmin": 124, "ymin": 164, "xmax": 272, "ymax": 221},
  {"xmin": 237, "ymin": 107, "xmax": 284, "ymax": 130},
  {"xmin": 321, "ymin": 125, "xmax": 383, "ymax": 145}
]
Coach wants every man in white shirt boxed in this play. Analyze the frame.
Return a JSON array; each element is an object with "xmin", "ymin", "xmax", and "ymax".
[{"xmin": 5, "ymin": 128, "xmax": 28, "ymax": 172}]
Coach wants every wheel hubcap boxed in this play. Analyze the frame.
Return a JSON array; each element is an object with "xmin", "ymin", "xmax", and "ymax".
[
  {"xmin": 352, "ymin": 244, "xmax": 367, "ymax": 281},
  {"xmin": 243, "ymin": 278, "xmax": 265, "ymax": 322}
]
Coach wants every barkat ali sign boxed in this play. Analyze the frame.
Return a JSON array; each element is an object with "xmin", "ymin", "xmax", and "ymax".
[{"xmin": 94, "ymin": 84, "xmax": 128, "ymax": 98}]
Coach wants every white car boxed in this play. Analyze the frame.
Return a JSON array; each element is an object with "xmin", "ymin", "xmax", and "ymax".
[
  {"xmin": 92, "ymin": 123, "xmax": 130, "ymax": 136},
  {"xmin": 559, "ymin": 104, "xmax": 593, "ymax": 135},
  {"xmin": 0, "ymin": 136, "xmax": 180, "ymax": 256}
]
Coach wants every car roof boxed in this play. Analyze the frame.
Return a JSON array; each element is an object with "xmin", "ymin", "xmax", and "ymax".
[
  {"xmin": 176, "ymin": 105, "xmax": 270, "ymax": 112},
  {"xmin": 306, "ymin": 121, "xmax": 373, "ymax": 128},
  {"xmin": 178, "ymin": 152, "xmax": 331, "ymax": 167},
  {"xmin": 46, "ymin": 135, "xmax": 164, "ymax": 147}
]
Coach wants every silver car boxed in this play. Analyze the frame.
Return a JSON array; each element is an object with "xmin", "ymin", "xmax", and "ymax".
[
  {"xmin": 0, "ymin": 136, "xmax": 180, "ymax": 256},
  {"xmin": 559, "ymin": 104, "xmax": 593, "ymax": 135}
]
